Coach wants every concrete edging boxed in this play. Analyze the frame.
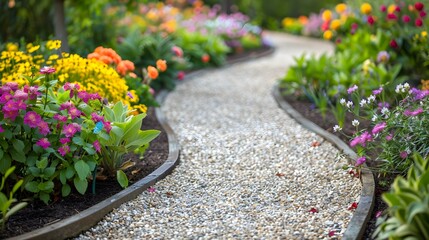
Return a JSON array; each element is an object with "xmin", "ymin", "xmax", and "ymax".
[
  {"xmin": 272, "ymin": 83, "xmax": 375, "ymax": 240},
  {"xmin": 7, "ymin": 92, "xmax": 180, "ymax": 240}
]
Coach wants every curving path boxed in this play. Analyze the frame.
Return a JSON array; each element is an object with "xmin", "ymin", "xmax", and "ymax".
[{"xmin": 77, "ymin": 32, "xmax": 361, "ymax": 239}]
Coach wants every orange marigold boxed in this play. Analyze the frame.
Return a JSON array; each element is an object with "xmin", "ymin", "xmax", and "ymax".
[
  {"xmin": 147, "ymin": 66, "xmax": 159, "ymax": 79},
  {"xmin": 156, "ymin": 59, "xmax": 167, "ymax": 72}
]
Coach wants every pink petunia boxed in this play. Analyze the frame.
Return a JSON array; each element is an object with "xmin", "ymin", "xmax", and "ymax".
[
  {"xmin": 36, "ymin": 138, "xmax": 51, "ymax": 149},
  {"xmin": 24, "ymin": 111, "xmax": 42, "ymax": 128}
]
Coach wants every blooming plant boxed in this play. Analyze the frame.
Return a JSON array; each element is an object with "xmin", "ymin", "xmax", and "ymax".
[
  {"xmin": 335, "ymin": 83, "xmax": 429, "ymax": 174},
  {"xmin": 0, "ymin": 67, "xmax": 110, "ymax": 203}
]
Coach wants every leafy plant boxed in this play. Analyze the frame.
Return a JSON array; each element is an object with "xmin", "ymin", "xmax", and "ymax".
[
  {"xmin": 373, "ymin": 153, "xmax": 429, "ymax": 239},
  {"xmin": 99, "ymin": 101, "xmax": 160, "ymax": 188},
  {"xmin": 0, "ymin": 166, "xmax": 27, "ymax": 231}
]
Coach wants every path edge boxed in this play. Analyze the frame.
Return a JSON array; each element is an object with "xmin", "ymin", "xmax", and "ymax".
[
  {"xmin": 7, "ymin": 92, "xmax": 180, "ymax": 240},
  {"xmin": 272, "ymin": 83, "xmax": 375, "ymax": 240}
]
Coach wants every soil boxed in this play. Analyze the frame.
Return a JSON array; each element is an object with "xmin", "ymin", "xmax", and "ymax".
[
  {"xmin": 283, "ymin": 95, "xmax": 394, "ymax": 240},
  {"xmin": 0, "ymin": 107, "xmax": 169, "ymax": 239}
]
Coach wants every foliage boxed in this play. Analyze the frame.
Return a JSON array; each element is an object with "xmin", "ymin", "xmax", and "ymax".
[
  {"xmin": 373, "ymin": 153, "xmax": 429, "ymax": 239},
  {"xmin": 99, "ymin": 101, "xmax": 160, "ymax": 187},
  {"xmin": 0, "ymin": 166, "xmax": 27, "ymax": 231}
]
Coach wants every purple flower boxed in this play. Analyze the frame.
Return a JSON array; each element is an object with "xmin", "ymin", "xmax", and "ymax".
[
  {"xmin": 38, "ymin": 121, "xmax": 51, "ymax": 136},
  {"xmin": 60, "ymin": 138, "xmax": 70, "ymax": 145},
  {"xmin": 58, "ymin": 145, "xmax": 70, "ymax": 156},
  {"xmin": 91, "ymin": 112, "xmax": 104, "ymax": 122},
  {"xmin": 53, "ymin": 114, "xmax": 68, "ymax": 122},
  {"xmin": 404, "ymin": 108, "xmax": 423, "ymax": 117},
  {"xmin": 376, "ymin": 51, "xmax": 390, "ymax": 63},
  {"xmin": 372, "ymin": 122, "xmax": 387, "ymax": 135},
  {"xmin": 0, "ymin": 93, "xmax": 13, "ymax": 104},
  {"xmin": 386, "ymin": 133, "xmax": 394, "ymax": 141},
  {"xmin": 0, "ymin": 125, "xmax": 4, "ymax": 133},
  {"xmin": 24, "ymin": 111, "xmax": 42, "ymax": 128},
  {"xmin": 347, "ymin": 85, "xmax": 358, "ymax": 94},
  {"xmin": 23, "ymin": 85, "xmax": 41, "ymax": 100},
  {"xmin": 377, "ymin": 102, "xmax": 390, "ymax": 111},
  {"xmin": 3, "ymin": 110, "xmax": 19, "ymax": 121},
  {"xmin": 59, "ymin": 102, "xmax": 73, "ymax": 111},
  {"xmin": 36, "ymin": 138, "xmax": 51, "ymax": 149},
  {"xmin": 355, "ymin": 156, "xmax": 366, "ymax": 166},
  {"xmin": 350, "ymin": 131, "xmax": 373, "ymax": 147},
  {"xmin": 68, "ymin": 107, "xmax": 82, "ymax": 119},
  {"xmin": 13, "ymin": 90, "xmax": 28, "ymax": 101},
  {"xmin": 372, "ymin": 87, "xmax": 383, "ymax": 95},
  {"xmin": 127, "ymin": 92, "xmax": 134, "ymax": 99},
  {"xmin": 77, "ymin": 91, "xmax": 90, "ymax": 103},
  {"xmin": 5, "ymin": 82, "xmax": 18, "ymax": 91},
  {"xmin": 102, "ymin": 120, "xmax": 112, "ymax": 133},
  {"xmin": 410, "ymin": 88, "xmax": 429, "ymax": 101},
  {"xmin": 93, "ymin": 140, "xmax": 101, "ymax": 153},
  {"xmin": 400, "ymin": 151, "xmax": 408, "ymax": 159},
  {"xmin": 40, "ymin": 66, "xmax": 56, "ymax": 74},
  {"xmin": 62, "ymin": 123, "xmax": 81, "ymax": 138}
]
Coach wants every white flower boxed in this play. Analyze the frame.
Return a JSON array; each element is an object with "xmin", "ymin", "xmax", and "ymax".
[
  {"xmin": 381, "ymin": 107, "xmax": 390, "ymax": 115},
  {"xmin": 371, "ymin": 115, "xmax": 378, "ymax": 122},
  {"xmin": 360, "ymin": 99, "xmax": 367, "ymax": 107},
  {"xmin": 340, "ymin": 98, "xmax": 346, "ymax": 105},
  {"xmin": 367, "ymin": 95, "xmax": 376, "ymax": 103},
  {"xmin": 395, "ymin": 84, "xmax": 403, "ymax": 93},
  {"xmin": 352, "ymin": 119, "xmax": 360, "ymax": 126},
  {"xmin": 404, "ymin": 83, "xmax": 410, "ymax": 89},
  {"xmin": 346, "ymin": 101, "xmax": 353, "ymax": 108},
  {"xmin": 333, "ymin": 125, "xmax": 342, "ymax": 132}
]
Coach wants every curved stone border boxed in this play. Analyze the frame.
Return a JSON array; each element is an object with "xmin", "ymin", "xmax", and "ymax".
[
  {"xmin": 272, "ymin": 84, "xmax": 375, "ymax": 240},
  {"xmin": 7, "ymin": 92, "xmax": 180, "ymax": 240}
]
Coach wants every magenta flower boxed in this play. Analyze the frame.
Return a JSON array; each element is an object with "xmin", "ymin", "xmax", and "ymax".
[
  {"xmin": 102, "ymin": 120, "xmax": 112, "ymax": 133},
  {"xmin": 390, "ymin": 39, "xmax": 398, "ymax": 48},
  {"xmin": 0, "ymin": 125, "xmax": 4, "ymax": 133},
  {"xmin": 68, "ymin": 107, "xmax": 82, "ymax": 119},
  {"xmin": 64, "ymin": 82, "xmax": 80, "ymax": 91},
  {"xmin": 16, "ymin": 100, "xmax": 26, "ymax": 110},
  {"xmin": 40, "ymin": 66, "xmax": 56, "ymax": 74},
  {"xmin": 39, "ymin": 66, "xmax": 56, "ymax": 74},
  {"xmin": 402, "ymin": 15, "xmax": 411, "ymax": 23},
  {"xmin": 5, "ymin": 82, "xmax": 18, "ymax": 91},
  {"xmin": 53, "ymin": 114, "xmax": 68, "ymax": 122},
  {"xmin": 13, "ymin": 90, "xmax": 28, "ymax": 101},
  {"xmin": 3, "ymin": 110, "xmax": 19, "ymax": 121},
  {"xmin": 380, "ymin": 5, "xmax": 387, "ymax": 12},
  {"xmin": 24, "ymin": 111, "xmax": 42, "ymax": 128},
  {"xmin": 23, "ymin": 85, "xmax": 41, "ymax": 100},
  {"xmin": 62, "ymin": 123, "xmax": 80, "ymax": 138},
  {"xmin": 147, "ymin": 187, "xmax": 156, "ymax": 193},
  {"xmin": 350, "ymin": 131, "xmax": 372, "ymax": 147},
  {"xmin": 93, "ymin": 140, "xmax": 101, "ymax": 153},
  {"xmin": 58, "ymin": 145, "xmax": 70, "ymax": 156},
  {"xmin": 420, "ymin": 10, "xmax": 426, "ymax": 18},
  {"xmin": 347, "ymin": 85, "xmax": 358, "ymax": 94},
  {"xmin": 375, "ymin": 211, "xmax": 383, "ymax": 218},
  {"xmin": 386, "ymin": 133, "xmax": 393, "ymax": 141},
  {"xmin": 91, "ymin": 112, "xmax": 104, "ymax": 122},
  {"xmin": 400, "ymin": 151, "xmax": 408, "ymax": 159},
  {"xmin": 77, "ymin": 91, "xmax": 90, "ymax": 103},
  {"xmin": 404, "ymin": 108, "xmax": 423, "ymax": 117},
  {"xmin": 415, "ymin": 18, "xmax": 423, "ymax": 27},
  {"xmin": 355, "ymin": 156, "xmax": 366, "ymax": 166},
  {"xmin": 0, "ymin": 93, "xmax": 13, "ymax": 104},
  {"xmin": 89, "ymin": 93, "xmax": 101, "ymax": 101},
  {"xmin": 367, "ymin": 15, "xmax": 375, "ymax": 25},
  {"xmin": 3, "ymin": 100, "xmax": 18, "ymax": 112},
  {"xmin": 59, "ymin": 138, "xmax": 71, "ymax": 145},
  {"xmin": 387, "ymin": 13, "xmax": 398, "ymax": 20},
  {"xmin": 372, "ymin": 122, "xmax": 387, "ymax": 135},
  {"xmin": 38, "ymin": 121, "xmax": 51, "ymax": 136},
  {"xmin": 171, "ymin": 46, "xmax": 183, "ymax": 57},
  {"xmin": 36, "ymin": 138, "xmax": 51, "ymax": 149},
  {"xmin": 59, "ymin": 101, "xmax": 73, "ymax": 111}
]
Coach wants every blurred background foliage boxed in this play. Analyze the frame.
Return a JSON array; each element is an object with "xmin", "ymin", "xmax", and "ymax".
[{"xmin": 1, "ymin": 0, "xmax": 341, "ymax": 53}]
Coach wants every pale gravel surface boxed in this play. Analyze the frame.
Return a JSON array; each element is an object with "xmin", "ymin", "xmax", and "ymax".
[{"xmin": 76, "ymin": 32, "xmax": 361, "ymax": 239}]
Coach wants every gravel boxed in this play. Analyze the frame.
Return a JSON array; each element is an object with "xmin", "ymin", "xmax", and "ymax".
[{"xmin": 76, "ymin": 32, "xmax": 361, "ymax": 239}]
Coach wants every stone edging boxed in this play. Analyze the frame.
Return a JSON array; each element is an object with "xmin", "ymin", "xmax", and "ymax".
[
  {"xmin": 272, "ymin": 84, "xmax": 375, "ymax": 240},
  {"xmin": 7, "ymin": 92, "xmax": 180, "ymax": 240}
]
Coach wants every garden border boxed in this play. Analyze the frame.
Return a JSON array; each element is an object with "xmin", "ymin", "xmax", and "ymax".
[
  {"xmin": 7, "ymin": 91, "xmax": 180, "ymax": 240},
  {"xmin": 272, "ymin": 83, "xmax": 375, "ymax": 240}
]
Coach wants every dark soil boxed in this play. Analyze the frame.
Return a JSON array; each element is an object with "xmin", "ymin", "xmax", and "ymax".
[
  {"xmin": 283, "ymin": 95, "xmax": 394, "ymax": 240},
  {"xmin": 0, "ymin": 107, "xmax": 169, "ymax": 239}
]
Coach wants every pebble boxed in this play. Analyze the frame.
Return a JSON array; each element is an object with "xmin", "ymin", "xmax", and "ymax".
[{"xmin": 75, "ymin": 32, "xmax": 361, "ymax": 239}]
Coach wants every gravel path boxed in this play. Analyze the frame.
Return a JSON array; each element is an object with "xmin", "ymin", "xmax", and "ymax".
[{"xmin": 77, "ymin": 32, "xmax": 361, "ymax": 239}]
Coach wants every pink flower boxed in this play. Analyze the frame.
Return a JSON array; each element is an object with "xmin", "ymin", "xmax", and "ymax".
[
  {"xmin": 77, "ymin": 91, "xmax": 90, "ymax": 103},
  {"xmin": 372, "ymin": 122, "xmax": 387, "ymax": 134},
  {"xmin": 347, "ymin": 85, "xmax": 358, "ymax": 94},
  {"xmin": 367, "ymin": 15, "xmax": 375, "ymax": 25},
  {"xmin": 53, "ymin": 114, "xmax": 68, "ymax": 122},
  {"xmin": 171, "ymin": 46, "xmax": 183, "ymax": 57},
  {"xmin": 91, "ymin": 113, "xmax": 104, "ymax": 122},
  {"xmin": 149, "ymin": 88, "xmax": 155, "ymax": 95},
  {"xmin": 387, "ymin": 13, "xmax": 398, "ymax": 20},
  {"xmin": 415, "ymin": 18, "xmax": 423, "ymax": 27},
  {"xmin": 63, "ymin": 82, "xmax": 80, "ymax": 91},
  {"xmin": 60, "ymin": 102, "xmax": 73, "ymax": 111},
  {"xmin": 39, "ymin": 66, "xmax": 56, "ymax": 74},
  {"xmin": 36, "ymin": 138, "xmax": 51, "ymax": 149},
  {"xmin": 5, "ymin": 82, "xmax": 18, "ymax": 91},
  {"xmin": 38, "ymin": 121, "xmax": 51, "ymax": 136},
  {"xmin": 355, "ymin": 156, "xmax": 366, "ymax": 166},
  {"xmin": 0, "ymin": 93, "xmax": 13, "ymax": 104},
  {"xmin": 3, "ymin": 110, "xmax": 19, "ymax": 121},
  {"xmin": 350, "ymin": 131, "xmax": 372, "ymax": 147},
  {"xmin": 24, "ymin": 111, "xmax": 42, "ymax": 128},
  {"xmin": 328, "ymin": 230, "xmax": 336, "ymax": 237},
  {"xmin": 13, "ymin": 90, "xmax": 28, "ymax": 101},
  {"xmin": 415, "ymin": 2, "xmax": 424, "ymax": 11},
  {"xmin": 372, "ymin": 87, "xmax": 383, "ymax": 95},
  {"xmin": 60, "ymin": 138, "xmax": 70, "ymax": 145},
  {"xmin": 23, "ymin": 85, "xmax": 41, "ymax": 100},
  {"xmin": 375, "ymin": 211, "xmax": 383, "ymax": 218},
  {"xmin": 386, "ymin": 133, "xmax": 394, "ymax": 141},
  {"xmin": 16, "ymin": 100, "xmax": 26, "ymax": 110},
  {"xmin": 390, "ymin": 39, "xmax": 398, "ymax": 48},
  {"xmin": 0, "ymin": 125, "xmax": 4, "ymax": 133},
  {"xmin": 147, "ymin": 187, "xmax": 156, "ymax": 193},
  {"xmin": 380, "ymin": 5, "xmax": 387, "ymax": 12},
  {"xmin": 420, "ymin": 10, "xmax": 427, "ymax": 18},
  {"xmin": 93, "ymin": 140, "xmax": 101, "ymax": 153},
  {"xmin": 402, "ymin": 15, "xmax": 411, "ymax": 23},
  {"xmin": 58, "ymin": 145, "xmax": 70, "ymax": 156},
  {"xmin": 62, "ymin": 123, "xmax": 80, "ymax": 138},
  {"xmin": 3, "ymin": 100, "xmax": 18, "ymax": 112},
  {"xmin": 177, "ymin": 71, "xmax": 185, "ymax": 81},
  {"xmin": 404, "ymin": 108, "xmax": 423, "ymax": 117},
  {"xmin": 102, "ymin": 120, "xmax": 112, "ymax": 133},
  {"xmin": 400, "ymin": 151, "xmax": 408, "ymax": 159},
  {"xmin": 68, "ymin": 107, "xmax": 82, "ymax": 119}
]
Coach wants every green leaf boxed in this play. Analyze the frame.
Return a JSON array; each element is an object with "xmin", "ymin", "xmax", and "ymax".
[
  {"xmin": 60, "ymin": 170, "xmax": 67, "ymax": 184},
  {"xmin": 0, "ymin": 153, "xmax": 11, "ymax": 174},
  {"xmin": 12, "ymin": 139, "xmax": 25, "ymax": 152},
  {"xmin": 83, "ymin": 146, "xmax": 96, "ymax": 155},
  {"xmin": 39, "ymin": 192, "xmax": 50, "ymax": 204},
  {"xmin": 62, "ymin": 184, "xmax": 71, "ymax": 197},
  {"xmin": 25, "ymin": 181, "xmax": 40, "ymax": 193},
  {"xmin": 74, "ymin": 160, "xmax": 90, "ymax": 180},
  {"xmin": 43, "ymin": 167, "xmax": 55, "ymax": 177},
  {"xmin": 4, "ymin": 165, "xmax": 16, "ymax": 179},
  {"xmin": 36, "ymin": 158, "xmax": 48, "ymax": 169},
  {"xmin": 73, "ymin": 177, "xmax": 88, "ymax": 195},
  {"xmin": 12, "ymin": 180, "xmax": 23, "ymax": 194},
  {"xmin": 10, "ymin": 149, "xmax": 26, "ymax": 163},
  {"xmin": 72, "ymin": 137, "xmax": 85, "ymax": 146},
  {"xmin": 38, "ymin": 181, "xmax": 54, "ymax": 192},
  {"xmin": 116, "ymin": 170, "xmax": 128, "ymax": 188},
  {"xmin": 0, "ymin": 193, "xmax": 9, "ymax": 213},
  {"xmin": 66, "ymin": 166, "xmax": 75, "ymax": 179}
]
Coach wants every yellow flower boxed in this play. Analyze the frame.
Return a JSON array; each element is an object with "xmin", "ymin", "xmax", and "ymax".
[
  {"xmin": 335, "ymin": 3, "xmax": 347, "ymax": 14},
  {"xmin": 360, "ymin": 3, "xmax": 372, "ymax": 15},
  {"xmin": 46, "ymin": 40, "xmax": 61, "ymax": 50},
  {"xmin": 421, "ymin": 80, "xmax": 429, "ymax": 91},
  {"xmin": 282, "ymin": 18, "xmax": 295, "ymax": 27},
  {"xmin": 322, "ymin": 10, "xmax": 332, "ymax": 21},
  {"xmin": 6, "ymin": 43, "xmax": 18, "ymax": 52},
  {"xmin": 330, "ymin": 19, "xmax": 341, "ymax": 31},
  {"xmin": 422, "ymin": 31, "xmax": 428, "ymax": 38},
  {"xmin": 388, "ymin": 4, "xmax": 396, "ymax": 14},
  {"xmin": 27, "ymin": 45, "xmax": 40, "ymax": 53},
  {"xmin": 323, "ymin": 30, "xmax": 333, "ymax": 40}
]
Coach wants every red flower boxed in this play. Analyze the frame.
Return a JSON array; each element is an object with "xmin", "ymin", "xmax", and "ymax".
[
  {"xmin": 402, "ymin": 15, "xmax": 411, "ymax": 23},
  {"xmin": 415, "ymin": 18, "xmax": 423, "ymax": 27},
  {"xmin": 177, "ymin": 71, "xmax": 185, "ymax": 81},
  {"xmin": 395, "ymin": 6, "xmax": 401, "ymax": 12},
  {"xmin": 390, "ymin": 39, "xmax": 398, "ymax": 48},
  {"xmin": 367, "ymin": 15, "xmax": 375, "ymax": 25},
  {"xmin": 387, "ymin": 13, "xmax": 398, "ymax": 20},
  {"xmin": 328, "ymin": 230, "xmax": 336, "ymax": 237},
  {"xmin": 380, "ymin": 5, "xmax": 387, "ymax": 12},
  {"xmin": 348, "ymin": 202, "xmax": 358, "ymax": 210},
  {"xmin": 309, "ymin": 207, "xmax": 318, "ymax": 213},
  {"xmin": 415, "ymin": 2, "xmax": 424, "ymax": 11},
  {"xmin": 420, "ymin": 10, "xmax": 427, "ymax": 18}
]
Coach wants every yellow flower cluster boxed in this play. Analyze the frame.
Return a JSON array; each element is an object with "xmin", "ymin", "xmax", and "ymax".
[
  {"xmin": 46, "ymin": 40, "xmax": 61, "ymax": 50},
  {"xmin": 0, "ymin": 50, "xmax": 37, "ymax": 86}
]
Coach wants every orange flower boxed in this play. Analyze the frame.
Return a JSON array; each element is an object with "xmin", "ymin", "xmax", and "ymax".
[
  {"xmin": 99, "ymin": 55, "xmax": 113, "ymax": 64},
  {"xmin": 156, "ymin": 59, "xmax": 167, "ymax": 72},
  {"xmin": 147, "ymin": 66, "xmax": 159, "ymax": 79},
  {"xmin": 201, "ymin": 54, "xmax": 210, "ymax": 63},
  {"xmin": 87, "ymin": 52, "xmax": 100, "ymax": 60}
]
